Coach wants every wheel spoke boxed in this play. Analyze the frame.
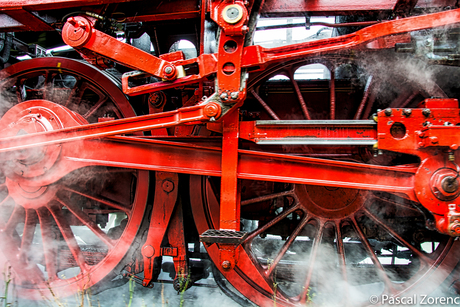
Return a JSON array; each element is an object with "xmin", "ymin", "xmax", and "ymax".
[
  {"xmin": 246, "ymin": 204, "xmax": 300, "ymax": 242},
  {"xmin": 266, "ymin": 217, "xmax": 309, "ymax": 277},
  {"xmin": 4, "ymin": 204, "xmax": 24, "ymax": 234},
  {"xmin": 0, "ymin": 195, "xmax": 12, "ymax": 209},
  {"xmin": 63, "ymin": 186, "xmax": 130, "ymax": 214},
  {"xmin": 36, "ymin": 208, "xmax": 58, "ymax": 281},
  {"xmin": 41, "ymin": 70, "xmax": 52, "ymax": 100},
  {"xmin": 335, "ymin": 221, "xmax": 348, "ymax": 285},
  {"xmin": 47, "ymin": 204, "xmax": 88, "ymax": 273},
  {"xmin": 400, "ymin": 91, "xmax": 419, "ymax": 108},
  {"xmin": 241, "ymin": 189, "xmax": 294, "ymax": 206},
  {"xmin": 300, "ymin": 220, "xmax": 324, "ymax": 304},
  {"xmin": 288, "ymin": 70, "xmax": 311, "ymax": 120},
  {"xmin": 354, "ymin": 76, "xmax": 373, "ymax": 119},
  {"xmin": 335, "ymin": 221, "xmax": 351, "ymax": 305},
  {"xmin": 21, "ymin": 209, "xmax": 37, "ymax": 251},
  {"xmin": 351, "ymin": 215, "xmax": 396, "ymax": 294},
  {"xmin": 83, "ymin": 96, "xmax": 109, "ymax": 119},
  {"xmin": 372, "ymin": 194, "xmax": 419, "ymax": 213},
  {"xmin": 55, "ymin": 196, "xmax": 115, "ymax": 249},
  {"xmin": 14, "ymin": 79, "xmax": 24, "ymax": 103},
  {"xmin": 363, "ymin": 208, "xmax": 433, "ymax": 265},
  {"xmin": 64, "ymin": 76, "xmax": 82, "ymax": 107},
  {"xmin": 329, "ymin": 69, "xmax": 335, "ymax": 120},
  {"xmin": 249, "ymin": 89, "xmax": 280, "ymax": 120}
]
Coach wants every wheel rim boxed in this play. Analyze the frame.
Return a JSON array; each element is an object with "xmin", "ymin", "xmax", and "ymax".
[
  {"xmin": 0, "ymin": 58, "xmax": 149, "ymax": 298},
  {"xmin": 191, "ymin": 176, "xmax": 460, "ymax": 306},
  {"xmin": 191, "ymin": 59, "xmax": 460, "ymax": 306}
]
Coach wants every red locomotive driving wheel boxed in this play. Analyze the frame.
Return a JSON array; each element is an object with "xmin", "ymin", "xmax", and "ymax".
[{"xmin": 0, "ymin": 58, "xmax": 149, "ymax": 299}]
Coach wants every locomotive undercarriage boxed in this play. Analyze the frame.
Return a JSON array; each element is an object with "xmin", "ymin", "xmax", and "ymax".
[{"xmin": 2, "ymin": 1, "xmax": 460, "ymax": 306}]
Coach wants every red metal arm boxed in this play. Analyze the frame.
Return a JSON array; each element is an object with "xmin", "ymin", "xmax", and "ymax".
[
  {"xmin": 0, "ymin": 99, "xmax": 221, "ymax": 154},
  {"xmin": 62, "ymin": 16, "xmax": 179, "ymax": 80},
  {"xmin": 59, "ymin": 8, "xmax": 460, "ymax": 97}
]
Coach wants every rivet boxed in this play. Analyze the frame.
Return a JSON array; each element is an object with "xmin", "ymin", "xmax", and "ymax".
[
  {"xmin": 162, "ymin": 179, "xmax": 174, "ymax": 193},
  {"xmin": 221, "ymin": 260, "xmax": 232, "ymax": 270},
  {"xmin": 422, "ymin": 109, "xmax": 431, "ymax": 117}
]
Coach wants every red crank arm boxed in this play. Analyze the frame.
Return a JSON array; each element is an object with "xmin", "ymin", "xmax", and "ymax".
[
  {"xmin": 240, "ymin": 8, "xmax": 460, "ymax": 67},
  {"xmin": 62, "ymin": 16, "xmax": 179, "ymax": 80},
  {"xmin": 0, "ymin": 100, "xmax": 221, "ymax": 154}
]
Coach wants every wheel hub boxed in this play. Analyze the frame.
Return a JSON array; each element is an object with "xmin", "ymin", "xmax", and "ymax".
[
  {"xmin": 430, "ymin": 168, "xmax": 460, "ymax": 201},
  {"xmin": 0, "ymin": 99, "xmax": 86, "ymax": 207},
  {"xmin": 294, "ymin": 184, "xmax": 366, "ymax": 219}
]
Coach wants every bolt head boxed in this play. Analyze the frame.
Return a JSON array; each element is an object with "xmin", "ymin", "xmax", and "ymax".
[
  {"xmin": 142, "ymin": 245, "xmax": 155, "ymax": 258},
  {"xmin": 204, "ymin": 103, "xmax": 220, "ymax": 118},
  {"xmin": 442, "ymin": 176, "xmax": 459, "ymax": 194},
  {"xmin": 221, "ymin": 260, "xmax": 232, "ymax": 270},
  {"xmin": 403, "ymin": 109, "xmax": 412, "ymax": 116},
  {"xmin": 226, "ymin": 7, "xmax": 239, "ymax": 20},
  {"xmin": 384, "ymin": 108, "xmax": 392, "ymax": 116},
  {"xmin": 162, "ymin": 180, "xmax": 174, "ymax": 193},
  {"xmin": 422, "ymin": 108, "xmax": 431, "ymax": 117},
  {"xmin": 451, "ymin": 224, "xmax": 460, "ymax": 235},
  {"xmin": 220, "ymin": 92, "xmax": 228, "ymax": 100},
  {"xmin": 430, "ymin": 136, "xmax": 439, "ymax": 144},
  {"xmin": 164, "ymin": 66, "xmax": 173, "ymax": 74},
  {"xmin": 230, "ymin": 92, "xmax": 239, "ymax": 100}
]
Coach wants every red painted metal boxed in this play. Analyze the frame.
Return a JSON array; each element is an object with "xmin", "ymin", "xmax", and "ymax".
[
  {"xmin": 142, "ymin": 172, "xmax": 179, "ymax": 286},
  {"xmin": 61, "ymin": 9, "xmax": 460, "ymax": 97},
  {"xmin": 0, "ymin": 58, "xmax": 149, "ymax": 299},
  {"xmin": 220, "ymin": 109, "xmax": 241, "ymax": 233},
  {"xmin": 62, "ymin": 16, "xmax": 178, "ymax": 80},
  {"xmin": 0, "ymin": 100, "xmax": 220, "ymax": 154},
  {"xmin": 238, "ymin": 120, "xmax": 377, "ymax": 144},
  {"xmin": 4, "ymin": 0, "xmax": 460, "ymax": 305}
]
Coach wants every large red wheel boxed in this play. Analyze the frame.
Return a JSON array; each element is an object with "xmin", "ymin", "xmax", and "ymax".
[
  {"xmin": 192, "ymin": 177, "xmax": 460, "ymax": 306},
  {"xmin": 191, "ymin": 59, "xmax": 460, "ymax": 306},
  {"xmin": 0, "ymin": 58, "xmax": 149, "ymax": 299}
]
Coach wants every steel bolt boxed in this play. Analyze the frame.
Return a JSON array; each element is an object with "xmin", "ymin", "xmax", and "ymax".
[
  {"xmin": 422, "ymin": 108, "xmax": 431, "ymax": 117},
  {"xmin": 230, "ymin": 92, "xmax": 239, "ymax": 100},
  {"xmin": 220, "ymin": 92, "xmax": 228, "ymax": 101},
  {"xmin": 204, "ymin": 103, "xmax": 220, "ymax": 118},
  {"xmin": 402, "ymin": 109, "xmax": 412, "ymax": 116},
  {"xmin": 162, "ymin": 179, "xmax": 174, "ymax": 193},
  {"xmin": 384, "ymin": 108, "xmax": 392, "ymax": 116},
  {"xmin": 221, "ymin": 260, "xmax": 232, "ymax": 270},
  {"xmin": 442, "ymin": 176, "xmax": 459, "ymax": 194},
  {"xmin": 149, "ymin": 92, "xmax": 164, "ymax": 107},
  {"xmin": 226, "ymin": 7, "xmax": 240, "ymax": 20},
  {"xmin": 164, "ymin": 66, "xmax": 173, "ymax": 75},
  {"xmin": 451, "ymin": 224, "xmax": 460, "ymax": 235}
]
